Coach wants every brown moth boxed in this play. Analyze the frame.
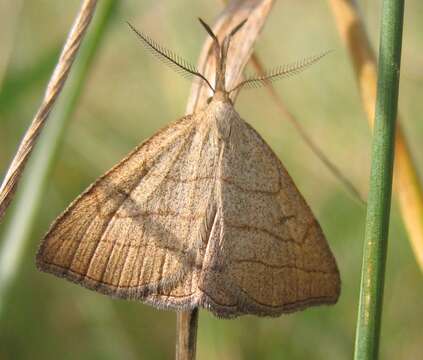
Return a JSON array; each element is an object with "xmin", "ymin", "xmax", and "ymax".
[{"xmin": 36, "ymin": 19, "xmax": 340, "ymax": 318}]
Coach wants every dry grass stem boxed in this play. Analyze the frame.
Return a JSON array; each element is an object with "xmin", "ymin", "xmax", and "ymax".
[
  {"xmin": 0, "ymin": 0, "xmax": 98, "ymax": 221},
  {"xmin": 329, "ymin": 0, "xmax": 423, "ymax": 271},
  {"xmin": 176, "ymin": 309, "xmax": 198, "ymax": 360},
  {"xmin": 249, "ymin": 54, "xmax": 366, "ymax": 204}
]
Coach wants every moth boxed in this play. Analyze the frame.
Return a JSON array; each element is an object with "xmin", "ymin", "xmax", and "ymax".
[{"xmin": 37, "ymin": 19, "xmax": 340, "ymax": 318}]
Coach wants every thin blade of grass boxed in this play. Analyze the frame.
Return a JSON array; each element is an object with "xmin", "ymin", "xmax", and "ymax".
[
  {"xmin": 328, "ymin": 0, "xmax": 423, "ymax": 272},
  {"xmin": 0, "ymin": 0, "xmax": 117, "ymax": 315},
  {"xmin": 354, "ymin": 1, "xmax": 404, "ymax": 358}
]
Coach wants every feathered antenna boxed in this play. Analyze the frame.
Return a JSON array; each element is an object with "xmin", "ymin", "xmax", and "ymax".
[
  {"xmin": 229, "ymin": 51, "xmax": 332, "ymax": 93},
  {"xmin": 128, "ymin": 20, "xmax": 330, "ymax": 97},
  {"xmin": 127, "ymin": 22, "xmax": 214, "ymax": 92}
]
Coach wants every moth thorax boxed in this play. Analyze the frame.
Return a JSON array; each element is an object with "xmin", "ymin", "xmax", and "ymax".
[{"xmin": 209, "ymin": 98, "xmax": 234, "ymax": 140}]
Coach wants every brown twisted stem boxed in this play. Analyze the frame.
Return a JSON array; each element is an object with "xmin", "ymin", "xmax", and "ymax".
[{"xmin": 0, "ymin": 0, "xmax": 98, "ymax": 221}]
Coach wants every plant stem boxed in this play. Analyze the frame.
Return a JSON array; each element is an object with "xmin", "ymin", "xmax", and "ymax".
[
  {"xmin": 0, "ymin": 0, "xmax": 117, "ymax": 315},
  {"xmin": 354, "ymin": 1, "xmax": 404, "ymax": 359},
  {"xmin": 0, "ymin": 0, "xmax": 98, "ymax": 221},
  {"xmin": 176, "ymin": 309, "xmax": 199, "ymax": 360}
]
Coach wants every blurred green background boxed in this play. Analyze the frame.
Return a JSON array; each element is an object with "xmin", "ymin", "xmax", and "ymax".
[{"xmin": 0, "ymin": 1, "xmax": 422, "ymax": 359}]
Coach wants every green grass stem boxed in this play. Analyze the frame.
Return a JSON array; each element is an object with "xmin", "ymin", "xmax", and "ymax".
[{"xmin": 354, "ymin": 0, "xmax": 404, "ymax": 359}]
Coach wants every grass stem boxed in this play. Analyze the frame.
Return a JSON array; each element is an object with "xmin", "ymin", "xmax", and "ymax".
[
  {"xmin": 354, "ymin": 1, "xmax": 404, "ymax": 358},
  {"xmin": 176, "ymin": 309, "xmax": 199, "ymax": 360}
]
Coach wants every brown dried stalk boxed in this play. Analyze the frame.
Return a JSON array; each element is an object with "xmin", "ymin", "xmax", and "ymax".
[
  {"xmin": 328, "ymin": 0, "xmax": 423, "ymax": 271},
  {"xmin": 178, "ymin": 1, "xmax": 274, "ymax": 358},
  {"xmin": 0, "ymin": 0, "xmax": 98, "ymax": 221},
  {"xmin": 176, "ymin": 309, "xmax": 198, "ymax": 360}
]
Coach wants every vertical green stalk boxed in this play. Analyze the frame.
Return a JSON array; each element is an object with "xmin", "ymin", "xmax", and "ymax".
[
  {"xmin": 0, "ymin": 0, "xmax": 118, "ymax": 315},
  {"xmin": 354, "ymin": 1, "xmax": 404, "ymax": 359}
]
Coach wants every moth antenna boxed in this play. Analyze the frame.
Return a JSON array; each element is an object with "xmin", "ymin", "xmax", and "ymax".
[
  {"xmin": 229, "ymin": 18, "xmax": 248, "ymax": 38},
  {"xmin": 229, "ymin": 50, "xmax": 332, "ymax": 93},
  {"xmin": 217, "ymin": 18, "xmax": 248, "ymax": 92},
  {"xmin": 222, "ymin": 18, "xmax": 248, "ymax": 70},
  {"xmin": 198, "ymin": 17, "xmax": 221, "ymax": 86},
  {"xmin": 198, "ymin": 18, "xmax": 219, "ymax": 48},
  {"xmin": 127, "ymin": 22, "xmax": 214, "ymax": 92}
]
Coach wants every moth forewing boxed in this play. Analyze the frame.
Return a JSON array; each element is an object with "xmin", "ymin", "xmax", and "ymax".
[{"xmin": 196, "ymin": 103, "xmax": 340, "ymax": 317}]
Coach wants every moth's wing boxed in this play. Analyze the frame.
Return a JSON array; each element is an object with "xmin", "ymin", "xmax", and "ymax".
[
  {"xmin": 199, "ymin": 115, "xmax": 340, "ymax": 318},
  {"xmin": 37, "ymin": 113, "xmax": 218, "ymax": 310}
]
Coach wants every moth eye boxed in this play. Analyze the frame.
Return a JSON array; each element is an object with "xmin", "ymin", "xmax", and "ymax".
[{"xmin": 207, "ymin": 97, "xmax": 213, "ymax": 104}]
